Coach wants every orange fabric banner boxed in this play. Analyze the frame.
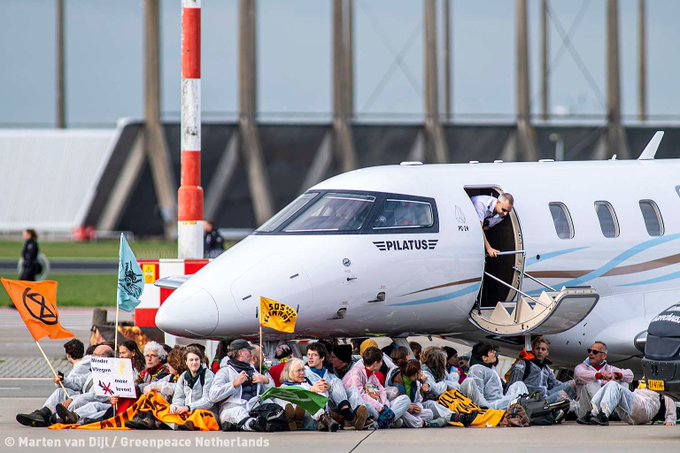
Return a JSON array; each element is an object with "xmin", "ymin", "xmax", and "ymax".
[
  {"xmin": 50, "ymin": 391, "xmax": 219, "ymax": 431},
  {"xmin": 1, "ymin": 279, "xmax": 74, "ymax": 342}
]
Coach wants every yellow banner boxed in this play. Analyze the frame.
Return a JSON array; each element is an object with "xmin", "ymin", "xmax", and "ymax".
[
  {"xmin": 260, "ymin": 297, "xmax": 297, "ymax": 334},
  {"xmin": 437, "ymin": 389, "xmax": 505, "ymax": 428},
  {"xmin": 49, "ymin": 391, "xmax": 219, "ymax": 431}
]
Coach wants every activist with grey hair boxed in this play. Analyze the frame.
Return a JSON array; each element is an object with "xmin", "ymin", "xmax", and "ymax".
[
  {"xmin": 208, "ymin": 339, "xmax": 273, "ymax": 432},
  {"xmin": 137, "ymin": 341, "xmax": 171, "ymax": 394},
  {"xmin": 171, "ymin": 346, "xmax": 216, "ymax": 422},
  {"xmin": 573, "ymin": 341, "xmax": 634, "ymax": 421}
]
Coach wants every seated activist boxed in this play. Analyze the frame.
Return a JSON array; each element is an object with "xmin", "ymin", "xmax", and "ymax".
[
  {"xmin": 125, "ymin": 346, "xmax": 187, "ymax": 430},
  {"xmin": 211, "ymin": 340, "xmax": 229, "ymax": 373},
  {"xmin": 168, "ymin": 346, "xmax": 216, "ymax": 429},
  {"xmin": 459, "ymin": 342, "xmax": 528, "ymax": 410},
  {"xmin": 385, "ymin": 352, "xmax": 434, "ymax": 428},
  {"xmin": 419, "ymin": 347, "xmax": 460, "ymax": 399},
  {"xmin": 208, "ymin": 339, "xmax": 273, "ymax": 432},
  {"xmin": 573, "ymin": 341, "xmax": 634, "ymax": 421},
  {"xmin": 343, "ymin": 346, "xmax": 411, "ymax": 429},
  {"xmin": 118, "ymin": 340, "xmax": 145, "ymax": 374},
  {"xmin": 136, "ymin": 341, "xmax": 171, "ymax": 394},
  {"xmin": 40, "ymin": 345, "xmax": 117, "ymax": 426},
  {"xmin": 305, "ymin": 342, "xmax": 369, "ymax": 430},
  {"xmin": 16, "ymin": 339, "xmax": 89, "ymax": 427},
  {"xmin": 266, "ymin": 343, "xmax": 293, "ymax": 387},
  {"xmin": 142, "ymin": 345, "xmax": 187, "ymax": 399},
  {"xmin": 409, "ymin": 341, "xmax": 423, "ymax": 361},
  {"xmin": 329, "ymin": 344, "xmax": 356, "ymax": 380},
  {"xmin": 443, "ymin": 346, "xmax": 466, "ymax": 383},
  {"xmin": 274, "ymin": 358, "xmax": 340, "ymax": 432},
  {"xmin": 578, "ymin": 379, "xmax": 676, "ymax": 426},
  {"xmin": 359, "ymin": 339, "xmax": 395, "ymax": 386},
  {"xmin": 507, "ymin": 337, "xmax": 574, "ymax": 404}
]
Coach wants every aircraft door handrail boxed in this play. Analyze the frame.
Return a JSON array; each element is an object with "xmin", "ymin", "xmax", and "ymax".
[
  {"xmin": 483, "ymin": 271, "xmax": 548, "ymax": 308},
  {"xmin": 513, "ymin": 266, "xmax": 557, "ymax": 292}
]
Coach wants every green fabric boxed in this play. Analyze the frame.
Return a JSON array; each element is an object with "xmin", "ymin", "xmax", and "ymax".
[
  {"xmin": 259, "ymin": 386, "xmax": 328, "ymax": 415},
  {"xmin": 403, "ymin": 375, "xmax": 414, "ymax": 401}
]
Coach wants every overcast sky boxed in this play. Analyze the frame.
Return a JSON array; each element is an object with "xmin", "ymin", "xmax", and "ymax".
[{"xmin": 1, "ymin": 0, "xmax": 679, "ymax": 127}]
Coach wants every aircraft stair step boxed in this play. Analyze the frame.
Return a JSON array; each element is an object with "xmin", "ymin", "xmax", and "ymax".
[{"xmin": 469, "ymin": 286, "xmax": 599, "ymax": 336}]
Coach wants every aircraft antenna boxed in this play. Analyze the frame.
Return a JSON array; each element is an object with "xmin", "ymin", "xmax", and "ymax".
[{"xmin": 637, "ymin": 131, "xmax": 664, "ymax": 160}]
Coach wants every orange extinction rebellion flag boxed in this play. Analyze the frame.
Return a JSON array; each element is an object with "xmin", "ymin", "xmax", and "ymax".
[
  {"xmin": 1, "ymin": 279, "xmax": 74, "ymax": 342},
  {"xmin": 259, "ymin": 297, "xmax": 297, "ymax": 334}
]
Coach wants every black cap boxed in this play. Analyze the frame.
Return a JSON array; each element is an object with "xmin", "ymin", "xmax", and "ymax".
[
  {"xmin": 228, "ymin": 339, "xmax": 254, "ymax": 352},
  {"xmin": 333, "ymin": 344, "xmax": 353, "ymax": 364}
]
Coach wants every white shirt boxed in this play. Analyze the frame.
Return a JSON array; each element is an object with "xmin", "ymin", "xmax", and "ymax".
[{"xmin": 471, "ymin": 195, "xmax": 504, "ymax": 229}]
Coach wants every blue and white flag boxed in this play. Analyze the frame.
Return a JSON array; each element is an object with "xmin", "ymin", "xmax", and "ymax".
[{"xmin": 117, "ymin": 233, "xmax": 144, "ymax": 312}]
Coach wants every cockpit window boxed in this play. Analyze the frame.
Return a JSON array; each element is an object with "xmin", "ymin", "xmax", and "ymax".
[
  {"xmin": 257, "ymin": 192, "xmax": 318, "ymax": 233},
  {"xmin": 282, "ymin": 193, "xmax": 376, "ymax": 232},
  {"xmin": 372, "ymin": 199, "xmax": 434, "ymax": 229}
]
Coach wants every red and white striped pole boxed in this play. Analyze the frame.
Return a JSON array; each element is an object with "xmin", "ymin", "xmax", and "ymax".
[{"xmin": 178, "ymin": 0, "xmax": 204, "ymax": 259}]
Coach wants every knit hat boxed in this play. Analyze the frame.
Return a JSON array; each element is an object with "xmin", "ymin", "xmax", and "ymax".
[
  {"xmin": 359, "ymin": 339, "xmax": 379, "ymax": 357},
  {"xmin": 333, "ymin": 344, "xmax": 353, "ymax": 364}
]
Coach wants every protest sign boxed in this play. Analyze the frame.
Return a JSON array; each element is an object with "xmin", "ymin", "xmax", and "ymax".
[{"xmin": 90, "ymin": 357, "xmax": 136, "ymax": 398}]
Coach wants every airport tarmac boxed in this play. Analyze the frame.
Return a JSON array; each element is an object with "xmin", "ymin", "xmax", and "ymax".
[{"xmin": 0, "ymin": 309, "xmax": 679, "ymax": 452}]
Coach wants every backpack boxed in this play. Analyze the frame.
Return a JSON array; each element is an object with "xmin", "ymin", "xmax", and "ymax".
[
  {"xmin": 248, "ymin": 403, "xmax": 290, "ymax": 432},
  {"xmin": 499, "ymin": 403, "xmax": 530, "ymax": 427},
  {"xmin": 516, "ymin": 391, "xmax": 554, "ymax": 426}
]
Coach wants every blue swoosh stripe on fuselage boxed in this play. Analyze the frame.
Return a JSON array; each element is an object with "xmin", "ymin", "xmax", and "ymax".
[
  {"xmin": 393, "ymin": 283, "xmax": 480, "ymax": 307},
  {"xmin": 528, "ymin": 233, "xmax": 680, "ymax": 294},
  {"xmin": 617, "ymin": 271, "xmax": 680, "ymax": 287}
]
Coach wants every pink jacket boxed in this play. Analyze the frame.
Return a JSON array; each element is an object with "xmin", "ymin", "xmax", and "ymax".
[
  {"xmin": 574, "ymin": 359, "xmax": 634, "ymax": 390},
  {"xmin": 342, "ymin": 361, "xmax": 387, "ymax": 413}
]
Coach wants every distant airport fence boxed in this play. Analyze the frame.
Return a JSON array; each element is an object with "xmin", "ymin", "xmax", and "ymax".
[{"xmin": 1, "ymin": 120, "xmax": 679, "ymax": 236}]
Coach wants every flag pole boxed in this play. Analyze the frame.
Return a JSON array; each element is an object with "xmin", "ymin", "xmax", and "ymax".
[
  {"xmin": 114, "ymin": 305, "xmax": 119, "ymax": 355},
  {"xmin": 259, "ymin": 300, "xmax": 263, "ymax": 374},
  {"xmin": 35, "ymin": 341, "xmax": 70, "ymax": 397}
]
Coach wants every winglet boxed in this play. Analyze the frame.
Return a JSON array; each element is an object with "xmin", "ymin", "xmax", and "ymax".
[
  {"xmin": 154, "ymin": 275, "xmax": 190, "ymax": 290},
  {"xmin": 638, "ymin": 131, "xmax": 664, "ymax": 160}
]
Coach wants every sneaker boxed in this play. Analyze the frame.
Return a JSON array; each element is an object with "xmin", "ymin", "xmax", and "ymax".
[
  {"xmin": 353, "ymin": 406, "xmax": 368, "ymax": 431},
  {"xmin": 576, "ymin": 412, "xmax": 593, "ymax": 425},
  {"xmin": 284, "ymin": 404, "xmax": 298, "ymax": 431},
  {"xmin": 451, "ymin": 412, "xmax": 477, "ymax": 427},
  {"xmin": 317, "ymin": 413, "xmax": 340, "ymax": 432},
  {"xmin": 590, "ymin": 412, "xmax": 609, "ymax": 426},
  {"xmin": 56, "ymin": 403, "xmax": 80, "ymax": 425},
  {"xmin": 554, "ymin": 409, "xmax": 567, "ymax": 424},
  {"xmin": 177, "ymin": 420, "xmax": 196, "ymax": 431},
  {"xmin": 391, "ymin": 418, "xmax": 404, "ymax": 429},
  {"xmin": 125, "ymin": 412, "xmax": 155, "ymax": 430},
  {"xmin": 220, "ymin": 421, "xmax": 237, "ymax": 432},
  {"xmin": 427, "ymin": 416, "xmax": 449, "ymax": 428},
  {"xmin": 16, "ymin": 407, "xmax": 51, "ymax": 428}
]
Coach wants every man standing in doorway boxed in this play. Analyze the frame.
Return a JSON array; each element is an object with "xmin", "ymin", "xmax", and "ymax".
[{"xmin": 470, "ymin": 193, "xmax": 514, "ymax": 258}]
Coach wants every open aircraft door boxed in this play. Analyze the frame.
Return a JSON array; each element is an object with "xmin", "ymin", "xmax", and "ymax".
[{"xmin": 465, "ymin": 186, "xmax": 600, "ymax": 336}]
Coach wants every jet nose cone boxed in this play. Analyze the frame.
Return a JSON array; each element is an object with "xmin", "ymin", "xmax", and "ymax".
[{"xmin": 156, "ymin": 285, "xmax": 219, "ymax": 337}]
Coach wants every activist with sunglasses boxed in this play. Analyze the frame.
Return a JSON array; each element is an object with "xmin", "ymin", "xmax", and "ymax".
[
  {"xmin": 470, "ymin": 193, "xmax": 514, "ymax": 258},
  {"xmin": 573, "ymin": 341, "xmax": 634, "ymax": 423}
]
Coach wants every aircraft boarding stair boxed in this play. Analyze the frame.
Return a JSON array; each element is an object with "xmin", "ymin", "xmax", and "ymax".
[{"xmin": 469, "ymin": 266, "xmax": 599, "ymax": 336}]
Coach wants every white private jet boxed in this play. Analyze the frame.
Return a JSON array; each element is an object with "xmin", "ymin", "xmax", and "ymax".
[{"xmin": 156, "ymin": 131, "xmax": 680, "ymax": 369}]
